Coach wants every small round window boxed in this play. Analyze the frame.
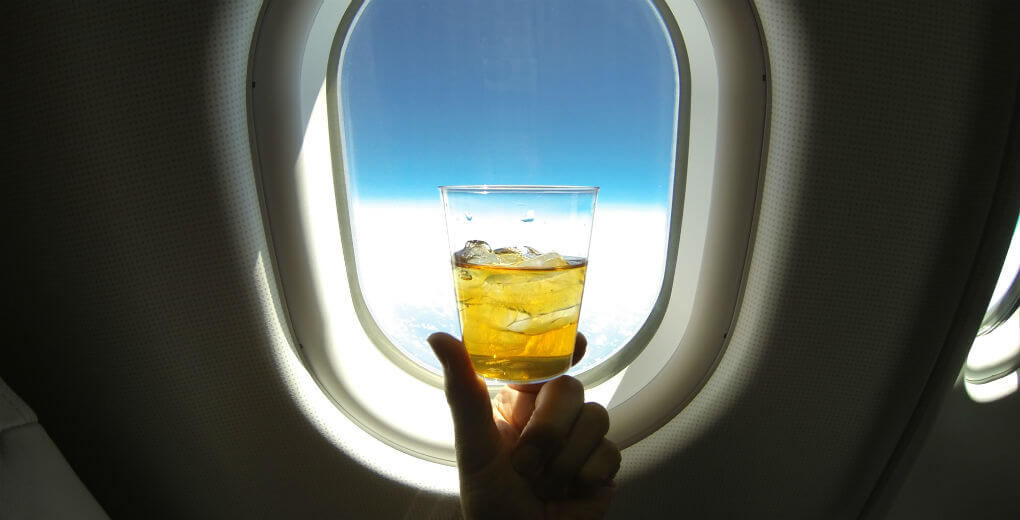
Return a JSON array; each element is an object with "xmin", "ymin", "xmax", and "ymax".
[{"xmin": 337, "ymin": 0, "xmax": 680, "ymax": 377}]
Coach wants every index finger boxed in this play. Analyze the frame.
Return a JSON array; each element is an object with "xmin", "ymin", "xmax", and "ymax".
[{"xmin": 509, "ymin": 332, "xmax": 587, "ymax": 394}]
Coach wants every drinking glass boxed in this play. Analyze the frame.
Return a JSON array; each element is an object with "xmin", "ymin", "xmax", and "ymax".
[{"xmin": 439, "ymin": 185, "xmax": 598, "ymax": 384}]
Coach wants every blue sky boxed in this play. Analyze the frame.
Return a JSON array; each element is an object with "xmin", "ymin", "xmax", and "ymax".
[{"xmin": 339, "ymin": 0, "xmax": 678, "ymax": 206}]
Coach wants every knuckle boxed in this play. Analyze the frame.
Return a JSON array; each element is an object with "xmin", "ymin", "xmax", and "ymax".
[
  {"xmin": 529, "ymin": 422, "xmax": 569, "ymax": 450},
  {"xmin": 608, "ymin": 443, "xmax": 622, "ymax": 477},
  {"xmin": 546, "ymin": 457, "xmax": 573, "ymax": 482},
  {"xmin": 583, "ymin": 402, "xmax": 610, "ymax": 434},
  {"xmin": 579, "ymin": 464, "xmax": 602, "ymax": 486},
  {"xmin": 604, "ymin": 439, "xmax": 620, "ymax": 459},
  {"xmin": 553, "ymin": 375, "xmax": 584, "ymax": 395},
  {"xmin": 605, "ymin": 438, "xmax": 619, "ymax": 454},
  {"xmin": 493, "ymin": 395, "xmax": 510, "ymax": 423}
]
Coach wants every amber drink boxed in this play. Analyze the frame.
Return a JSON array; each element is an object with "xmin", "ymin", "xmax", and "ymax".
[
  {"xmin": 440, "ymin": 185, "xmax": 598, "ymax": 384},
  {"xmin": 453, "ymin": 241, "xmax": 587, "ymax": 382}
]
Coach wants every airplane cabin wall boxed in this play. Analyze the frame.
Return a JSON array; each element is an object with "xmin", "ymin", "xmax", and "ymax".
[{"xmin": 1, "ymin": 1, "xmax": 1017, "ymax": 518}]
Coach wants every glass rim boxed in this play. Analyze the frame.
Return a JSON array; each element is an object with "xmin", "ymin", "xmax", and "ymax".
[{"xmin": 439, "ymin": 185, "xmax": 599, "ymax": 194}]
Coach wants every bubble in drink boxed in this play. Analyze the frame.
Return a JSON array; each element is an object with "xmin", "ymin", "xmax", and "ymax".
[{"xmin": 452, "ymin": 240, "xmax": 586, "ymax": 383}]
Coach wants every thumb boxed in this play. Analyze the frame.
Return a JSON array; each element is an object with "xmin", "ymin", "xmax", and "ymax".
[{"xmin": 428, "ymin": 332, "xmax": 502, "ymax": 472}]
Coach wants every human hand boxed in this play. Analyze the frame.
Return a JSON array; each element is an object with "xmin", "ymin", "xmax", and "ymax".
[{"xmin": 428, "ymin": 332, "xmax": 620, "ymax": 520}]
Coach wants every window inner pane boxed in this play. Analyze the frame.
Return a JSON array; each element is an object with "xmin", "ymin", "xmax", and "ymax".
[{"xmin": 338, "ymin": 0, "xmax": 679, "ymax": 375}]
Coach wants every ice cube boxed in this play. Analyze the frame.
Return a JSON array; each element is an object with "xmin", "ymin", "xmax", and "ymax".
[
  {"xmin": 490, "ymin": 245, "xmax": 536, "ymax": 265},
  {"xmin": 491, "ymin": 245, "xmax": 542, "ymax": 265},
  {"xmin": 506, "ymin": 305, "xmax": 579, "ymax": 334},
  {"xmin": 492, "ymin": 247, "xmax": 524, "ymax": 265},
  {"xmin": 456, "ymin": 240, "xmax": 498, "ymax": 265},
  {"xmin": 486, "ymin": 307, "xmax": 533, "ymax": 330},
  {"xmin": 514, "ymin": 252, "xmax": 568, "ymax": 268}
]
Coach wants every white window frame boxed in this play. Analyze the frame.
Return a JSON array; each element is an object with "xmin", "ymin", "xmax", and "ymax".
[
  {"xmin": 964, "ymin": 219, "xmax": 1020, "ymax": 402},
  {"xmin": 250, "ymin": 0, "xmax": 767, "ymax": 493}
]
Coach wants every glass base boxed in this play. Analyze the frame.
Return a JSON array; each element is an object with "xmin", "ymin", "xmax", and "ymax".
[
  {"xmin": 480, "ymin": 370, "xmax": 570, "ymax": 386},
  {"xmin": 470, "ymin": 353, "xmax": 573, "ymax": 385}
]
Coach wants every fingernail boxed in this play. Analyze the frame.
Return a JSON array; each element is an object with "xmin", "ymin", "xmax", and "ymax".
[{"xmin": 512, "ymin": 445, "xmax": 543, "ymax": 478}]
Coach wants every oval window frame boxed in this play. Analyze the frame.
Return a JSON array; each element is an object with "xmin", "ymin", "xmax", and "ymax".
[{"xmin": 249, "ymin": 0, "xmax": 767, "ymax": 492}]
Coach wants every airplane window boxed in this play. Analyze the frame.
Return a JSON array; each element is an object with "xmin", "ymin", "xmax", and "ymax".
[
  {"xmin": 965, "ymin": 218, "xmax": 1020, "ymax": 402},
  {"xmin": 252, "ymin": 0, "xmax": 760, "ymax": 478},
  {"xmin": 336, "ymin": 0, "xmax": 679, "ymax": 379},
  {"xmin": 979, "ymin": 217, "xmax": 1020, "ymax": 335}
]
